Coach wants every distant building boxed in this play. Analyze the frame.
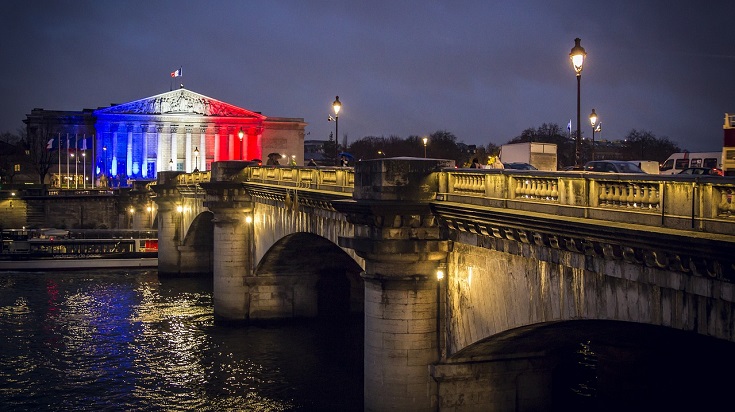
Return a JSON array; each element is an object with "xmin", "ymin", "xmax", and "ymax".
[
  {"xmin": 24, "ymin": 87, "xmax": 307, "ymax": 186},
  {"xmin": 304, "ymin": 139, "xmax": 330, "ymax": 164}
]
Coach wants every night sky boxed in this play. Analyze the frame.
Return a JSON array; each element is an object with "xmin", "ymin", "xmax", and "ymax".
[{"xmin": 2, "ymin": 1, "xmax": 734, "ymax": 152}]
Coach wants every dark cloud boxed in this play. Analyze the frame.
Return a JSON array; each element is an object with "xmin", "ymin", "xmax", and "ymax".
[{"xmin": 2, "ymin": 0, "xmax": 734, "ymax": 152}]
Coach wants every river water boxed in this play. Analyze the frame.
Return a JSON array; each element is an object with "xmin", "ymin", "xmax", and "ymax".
[{"xmin": 0, "ymin": 269, "xmax": 363, "ymax": 411}]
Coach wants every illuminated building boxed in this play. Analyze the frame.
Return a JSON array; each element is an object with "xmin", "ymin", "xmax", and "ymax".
[{"xmin": 25, "ymin": 87, "xmax": 307, "ymax": 186}]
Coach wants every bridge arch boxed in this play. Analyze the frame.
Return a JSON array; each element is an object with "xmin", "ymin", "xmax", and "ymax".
[
  {"xmin": 249, "ymin": 232, "xmax": 364, "ymax": 319},
  {"xmin": 438, "ymin": 319, "xmax": 735, "ymax": 410},
  {"xmin": 178, "ymin": 210, "xmax": 214, "ymax": 275}
]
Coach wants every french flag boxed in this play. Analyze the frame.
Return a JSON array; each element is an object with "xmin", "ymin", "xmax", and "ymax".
[{"xmin": 171, "ymin": 68, "xmax": 182, "ymax": 78}]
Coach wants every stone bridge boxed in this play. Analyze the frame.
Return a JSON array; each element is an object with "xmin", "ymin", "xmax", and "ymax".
[{"xmin": 147, "ymin": 159, "xmax": 735, "ymax": 411}]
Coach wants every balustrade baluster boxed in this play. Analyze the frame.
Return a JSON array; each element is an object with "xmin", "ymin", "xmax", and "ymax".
[{"xmin": 599, "ymin": 182, "xmax": 609, "ymax": 206}]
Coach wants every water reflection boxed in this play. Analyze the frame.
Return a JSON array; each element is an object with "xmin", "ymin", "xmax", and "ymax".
[{"xmin": 0, "ymin": 270, "xmax": 363, "ymax": 411}]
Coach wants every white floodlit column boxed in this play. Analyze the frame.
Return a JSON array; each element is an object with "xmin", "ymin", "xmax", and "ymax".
[
  {"xmin": 127, "ymin": 126, "xmax": 133, "ymax": 177},
  {"xmin": 199, "ymin": 127, "xmax": 207, "ymax": 170},
  {"xmin": 185, "ymin": 127, "xmax": 192, "ymax": 172},
  {"xmin": 170, "ymin": 125, "xmax": 178, "ymax": 171}
]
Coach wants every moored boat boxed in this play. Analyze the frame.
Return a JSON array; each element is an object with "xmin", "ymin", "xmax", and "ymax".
[{"xmin": 0, "ymin": 228, "xmax": 158, "ymax": 270}]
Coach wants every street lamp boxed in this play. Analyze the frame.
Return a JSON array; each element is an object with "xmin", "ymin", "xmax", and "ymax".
[
  {"xmin": 169, "ymin": 158, "xmax": 174, "ymax": 171},
  {"xmin": 329, "ymin": 96, "xmax": 341, "ymax": 161},
  {"xmin": 589, "ymin": 109, "xmax": 598, "ymax": 161},
  {"xmin": 193, "ymin": 147, "xmax": 199, "ymax": 172},
  {"xmin": 378, "ymin": 150, "xmax": 386, "ymax": 157},
  {"xmin": 422, "ymin": 137, "xmax": 428, "ymax": 158},
  {"xmin": 570, "ymin": 37, "xmax": 586, "ymax": 167}
]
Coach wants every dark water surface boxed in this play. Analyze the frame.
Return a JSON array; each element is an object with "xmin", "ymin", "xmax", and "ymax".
[{"xmin": 0, "ymin": 269, "xmax": 363, "ymax": 411}]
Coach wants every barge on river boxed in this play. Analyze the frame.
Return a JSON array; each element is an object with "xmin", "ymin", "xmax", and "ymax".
[{"xmin": 0, "ymin": 228, "xmax": 158, "ymax": 270}]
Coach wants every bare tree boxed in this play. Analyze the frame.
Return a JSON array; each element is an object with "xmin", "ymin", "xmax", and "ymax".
[{"xmin": 24, "ymin": 122, "xmax": 56, "ymax": 185}]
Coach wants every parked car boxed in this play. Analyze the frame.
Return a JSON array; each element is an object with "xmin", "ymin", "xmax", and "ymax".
[
  {"xmin": 503, "ymin": 162, "xmax": 538, "ymax": 170},
  {"xmin": 583, "ymin": 160, "xmax": 645, "ymax": 173},
  {"xmin": 677, "ymin": 167, "xmax": 724, "ymax": 176}
]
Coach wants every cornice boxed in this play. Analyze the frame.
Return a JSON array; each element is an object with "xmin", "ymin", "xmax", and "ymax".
[{"xmin": 431, "ymin": 201, "xmax": 735, "ymax": 282}]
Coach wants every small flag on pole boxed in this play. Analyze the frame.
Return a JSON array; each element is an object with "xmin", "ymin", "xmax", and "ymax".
[
  {"xmin": 171, "ymin": 68, "xmax": 182, "ymax": 77},
  {"xmin": 46, "ymin": 138, "xmax": 55, "ymax": 150},
  {"xmin": 567, "ymin": 119, "xmax": 572, "ymax": 132}
]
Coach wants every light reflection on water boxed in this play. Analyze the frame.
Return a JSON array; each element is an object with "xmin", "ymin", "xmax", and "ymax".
[{"xmin": 0, "ymin": 270, "xmax": 363, "ymax": 411}]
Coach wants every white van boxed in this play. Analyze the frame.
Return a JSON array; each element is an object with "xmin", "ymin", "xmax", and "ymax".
[
  {"xmin": 629, "ymin": 160, "xmax": 660, "ymax": 174},
  {"xmin": 659, "ymin": 152, "xmax": 722, "ymax": 175}
]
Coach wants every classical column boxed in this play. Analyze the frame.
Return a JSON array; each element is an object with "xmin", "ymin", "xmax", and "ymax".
[
  {"xmin": 141, "ymin": 124, "xmax": 149, "ymax": 178},
  {"xmin": 228, "ymin": 127, "xmax": 235, "ymax": 160},
  {"xmin": 156, "ymin": 124, "xmax": 164, "ymax": 175},
  {"xmin": 335, "ymin": 158, "xmax": 454, "ymax": 412},
  {"xmin": 241, "ymin": 129, "xmax": 247, "ymax": 160},
  {"xmin": 201, "ymin": 161, "xmax": 255, "ymax": 321},
  {"xmin": 111, "ymin": 127, "xmax": 118, "ymax": 176},
  {"xmin": 214, "ymin": 127, "xmax": 220, "ymax": 162},
  {"xmin": 126, "ymin": 123, "xmax": 133, "ymax": 178},
  {"xmin": 185, "ymin": 126, "xmax": 193, "ymax": 173},
  {"xmin": 170, "ymin": 125, "xmax": 178, "ymax": 170},
  {"xmin": 199, "ymin": 126, "xmax": 207, "ymax": 171}
]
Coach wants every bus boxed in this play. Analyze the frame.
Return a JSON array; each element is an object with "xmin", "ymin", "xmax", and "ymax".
[{"xmin": 659, "ymin": 151, "xmax": 722, "ymax": 175}]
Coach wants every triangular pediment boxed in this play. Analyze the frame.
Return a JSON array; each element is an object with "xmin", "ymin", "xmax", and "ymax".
[{"xmin": 94, "ymin": 88, "xmax": 266, "ymax": 119}]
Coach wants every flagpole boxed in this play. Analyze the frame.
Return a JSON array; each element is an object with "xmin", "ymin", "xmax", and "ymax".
[
  {"xmin": 57, "ymin": 132, "xmax": 61, "ymax": 188},
  {"xmin": 74, "ymin": 134, "xmax": 78, "ymax": 189},
  {"xmin": 91, "ymin": 133, "xmax": 95, "ymax": 189},
  {"xmin": 83, "ymin": 134, "xmax": 87, "ymax": 189},
  {"xmin": 66, "ymin": 133, "xmax": 70, "ymax": 189}
]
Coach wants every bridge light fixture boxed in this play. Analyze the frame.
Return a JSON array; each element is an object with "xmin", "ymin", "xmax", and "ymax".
[
  {"xmin": 436, "ymin": 263, "xmax": 446, "ymax": 280},
  {"xmin": 422, "ymin": 137, "xmax": 428, "ymax": 158}
]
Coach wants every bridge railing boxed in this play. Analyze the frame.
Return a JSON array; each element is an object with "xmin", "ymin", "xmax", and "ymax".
[
  {"xmin": 437, "ymin": 169, "xmax": 735, "ymax": 235},
  {"xmin": 247, "ymin": 166, "xmax": 355, "ymax": 193},
  {"xmin": 176, "ymin": 171, "xmax": 211, "ymax": 186}
]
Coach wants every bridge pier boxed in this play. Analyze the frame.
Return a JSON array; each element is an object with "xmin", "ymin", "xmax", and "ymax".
[
  {"xmin": 201, "ymin": 161, "xmax": 257, "ymax": 322},
  {"xmin": 337, "ymin": 158, "xmax": 453, "ymax": 412},
  {"xmin": 151, "ymin": 171, "xmax": 183, "ymax": 274}
]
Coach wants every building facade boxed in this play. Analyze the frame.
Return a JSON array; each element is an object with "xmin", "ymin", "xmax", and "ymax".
[{"xmin": 25, "ymin": 87, "xmax": 307, "ymax": 187}]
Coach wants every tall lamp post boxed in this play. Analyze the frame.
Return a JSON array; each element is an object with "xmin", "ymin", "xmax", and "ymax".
[
  {"xmin": 589, "ymin": 109, "xmax": 598, "ymax": 161},
  {"xmin": 82, "ymin": 151, "xmax": 87, "ymax": 189},
  {"xmin": 422, "ymin": 137, "xmax": 428, "ymax": 158},
  {"xmin": 329, "ymin": 96, "xmax": 341, "ymax": 162},
  {"xmin": 570, "ymin": 38, "xmax": 586, "ymax": 167}
]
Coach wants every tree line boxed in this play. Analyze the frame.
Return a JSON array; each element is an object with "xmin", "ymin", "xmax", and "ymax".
[
  {"xmin": 342, "ymin": 123, "xmax": 681, "ymax": 168},
  {"xmin": 0, "ymin": 123, "xmax": 683, "ymax": 185}
]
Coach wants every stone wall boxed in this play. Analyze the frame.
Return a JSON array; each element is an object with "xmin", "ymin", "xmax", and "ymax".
[{"xmin": 0, "ymin": 195, "xmax": 124, "ymax": 229}]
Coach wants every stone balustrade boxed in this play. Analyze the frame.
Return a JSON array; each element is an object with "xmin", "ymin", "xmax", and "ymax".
[
  {"xmin": 247, "ymin": 165, "xmax": 354, "ymax": 192},
  {"xmin": 169, "ymin": 164, "xmax": 735, "ymax": 236},
  {"xmin": 438, "ymin": 169, "xmax": 735, "ymax": 235}
]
